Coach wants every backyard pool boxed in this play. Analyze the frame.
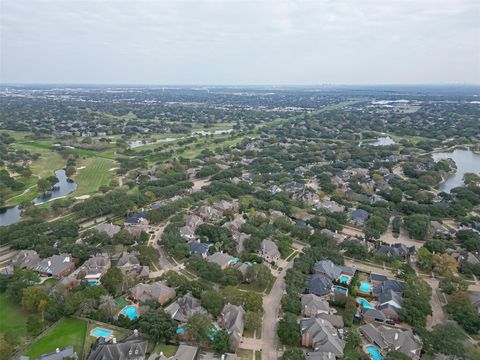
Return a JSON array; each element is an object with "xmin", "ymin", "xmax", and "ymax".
[
  {"xmin": 357, "ymin": 297, "xmax": 374, "ymax": 309},
  {"xmin": 339, "ymin": 274, "xmax": 352, "ymax": 284},
  {"xmin": 334, "ymin": 286, "xmax": 348, "ymax": 296},
  {"xmin": 176, "ymin": 326, "xmax": 186, "ymax": 335},
  {"xmin": 365, "ymin": 345, "xmax": 383, "ymax": 360},
  {"xmin": 359, "ymin": 281, "xmax": 373, "ymax": 293},
  {"xmin": 120, "ymin": 305, "xmax": 138, "ymax": 320},
  {"xmin": 90, "ymin": 327, "xmax": 113, "ymax": 338}
]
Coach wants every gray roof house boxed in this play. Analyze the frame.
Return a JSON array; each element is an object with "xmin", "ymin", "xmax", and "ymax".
[
  {"xmin": 307, "ymin": 275, "xmax": 333, "ymax": 297},
  {"xmin": 117, "ymin": 252, "xmax": 149, "ymax": 279},
  {"xmin": 168, "ymin": 345, "xmax": 198, "ymax": 360},
  {"xmin": 350, "ymin": 209, "xmax": 369, "ymax": 227},
  {"xmin": 313, "ymin": 260, "xmax": 356, "ymax": 280},
  {"xmin": 81, "ymin": 254, "xmax": 111, "ymax": 283},
  {"xmin": 86, "ymin": 331, "xmax": 148, "ymax": 360},
  {"xmin": 179, "ymin": 226, "xmax": 196, "ymax": 240},
  {"xmin": 33, "ymin": 346, "xmax": 77, "ymax": 360},
  {"xmin": 219, "ymin": 303, "xmax": 245, "ymax": 351},
  {"xmin": 165, "ymin": 293, "xmax": 207, "ymax": 322},
  {"xmin": 302, "ymin": 294, "xmax": 331, "ymax": 317},
  {"xmin": 185, "ymin": 215, "xmax": 203, "ymax": 229},
  {"xmin": 259, "ymin": 239, "xmax": 281, "ymax": 263},
  {"xmin": 359, "ymin": 324, "xmax": 422, "ymax": 359},
  {"xmin": 95, "ymin": 223, "xmax": 121, "ymax": 238},
  {"xmin": 206, "ymin": 252, "xmax": 234, "ymax": 269},
  {"xmin": 188, "ymin": 242, "xmax": 210, "ymax": 258},
  {"xmin": 300, "ymin": 318, "xmax": 345, "ymax": 356},
  {"xmin": 34, "ymin": 254, "xmax": 75, "ymax": 278},
  {"xmin": 11, "ymin": 250, "xmax": 40, "ymax": 270}
]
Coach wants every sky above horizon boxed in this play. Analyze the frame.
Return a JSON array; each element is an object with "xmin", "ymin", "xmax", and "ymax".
[{"xmin": 1, "ymin": 0, "xmax": 479, "ymax": 85}]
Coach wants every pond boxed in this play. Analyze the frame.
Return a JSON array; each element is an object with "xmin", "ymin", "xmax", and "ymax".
[
  {"xmin": 431, "ymin": 149, "xmax": 480, "ymax": 193},
  {"xmin": 128, "ymin": 129, "xmax": 233, "ymax": 148},
  {"xmin": 0, "ymin": 169, "xmax": 77, "ymax": 227}
]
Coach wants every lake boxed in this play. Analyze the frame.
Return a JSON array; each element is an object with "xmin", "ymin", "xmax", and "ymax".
[
  {"xmin": 431, "ymin": 149, "xmax": 480, "ymax": 193},
  {"xmin": 0, "ymin": 169, "xmax": 77, "ymax": 227},
  {"xmin": 128, "ymin": 129, "xmax": 233, "ymax": 148}
]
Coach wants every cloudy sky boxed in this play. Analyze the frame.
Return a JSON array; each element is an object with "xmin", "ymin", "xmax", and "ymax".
[{"xmin": 1, "ymin": 0, "xmax": 479, "ymax": 85}]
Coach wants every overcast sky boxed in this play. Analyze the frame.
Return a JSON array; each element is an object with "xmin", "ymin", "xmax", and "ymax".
[{"xmin": 1, "ymin": 0, "xmax": 479, "ymax": 85}]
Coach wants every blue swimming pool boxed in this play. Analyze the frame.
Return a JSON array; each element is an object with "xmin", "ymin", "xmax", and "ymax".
[
  {"xmin": 360, "ymin": 281, "xmax": 373, "ymax": 293},
  {"xmin": 121, "ymin": 305, "xmax": 138, "ymax": 320},
  {"xmin": 176, "ymin": 326, "xmax": 185, "ymax": 335},
  {"xmin": 339, "ymin": 274, "xmax": 352, "ymax": 284},
  {"xmin": 366, "ymin": 345, "xmax": 383, "ymax": 360},
  {"xmin": 357, "ymin": 297, "xmax": 374, "ymax": 309},
  {"xmin": 91, "ymin": 327, "xmax": 113, "ymax": 338},
  {"xmin": 334, "ymin": 285, "xmax": 348, "ymax": 295}
]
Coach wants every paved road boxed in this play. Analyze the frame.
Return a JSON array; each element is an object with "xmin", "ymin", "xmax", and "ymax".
[{"xmin": 261, "ymin": 258, "xmax": 296, "ymax": 360}]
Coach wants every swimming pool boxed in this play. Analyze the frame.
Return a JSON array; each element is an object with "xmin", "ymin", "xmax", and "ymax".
[
  {"xmin": 334, "ymin": 286, "xmax": 348, "ymax": 295},
  {"xmin": 120, "ymin": 305, "xmax": 138, "ymax": 320},
  {"xmin": 339, "ymin": 274, "xmax": 352, "ymax": 284},
  {"xmin": 357, "ymin": 297, "xmax": 374, "ymax": 309},
  {"xmin": 365, "ymin": 345, "xmax": 383, "ymax": 360},
  {"xmin": 359, "ymin": 281, "xmax": 373, "ymax": 293},
  {"xmin": 176, "ymin": 326, "xmax": 185, "ymax": 335},
  {"xmin": 90, "ymin": 327, "xmax": 113, "ymax": 338}
]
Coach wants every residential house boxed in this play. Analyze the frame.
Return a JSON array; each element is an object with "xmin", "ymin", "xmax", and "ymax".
[
  {"xmin": 188, "ymin": 242, "xmax": 210, "ymax": 258},
  {"xmin": 315, "ymin": 200, "xmax": 345, "ymax": 213},
  {"xmin": 258, "ymin": 239, "xmax": 281, "ymax": 264},
  {"xmin": 359, "ymin": 324, "xmax": 422, "ymax": 359},
  {"xmin": 302, "ymin": 294, "xmax": 330, "ymax": 317},
  {"xmin": 129, "ymin": 282, "xmax": 176, "ymax": 305},
  {"xmin": 307, "ymin": 275, "xmax": 333, "ymax": 297},
  {"xmin": 223, "ymin": 215, "xmax": 245, "ymax": 233},
  {"xmin": 313, "ymin": 260, "xmax": 356, "ymax": 281},
  {"xmin": 300, "ymin": 318, "xmax": 345, "ymax": 357},
  {"xmin": 125, "ymin": 213, "xmax": 149, "ymax": 226},
  {"xmin": 86, "ymin": 331, "xmax": 148, "ymax": 360},
  {"xmin": 179, "ymin": 226, "xmax": 196, "ymax": 240},
  {"xmin": 378, "ymin": 289, "xmax": 403, "ymax": 320},
  {"xmin": 231, "ymin": 231, "xmax": 250, "ymax": 253},
  {"xmin": 34, "ymin": 254, "xmax": 75, "ymax": 278},
  {"xmin": 80, "ymin": 253, "xmax": 111, "ymax": 285},
  {"xmin": 361, "ymin": 308, "xmax": 387, "ymax": 324},
  {"xmin": 316, "ymin": 314, "xmax": 344, "ymax": 329},
  {"xmin": 165, "ymin": 293, "xmax": 207, "ymax": 322},
  {"xmin": 375, "ymin": 244, "xmax": 415, "ymax": 261},
  {"xmin": 319, "ymin": 229, "xmax": 345, "ymax": 243},
  {"xmin": 117, "ymin": 252, "xmax": 149, "ymax": 279},
  {"xmin": 198, "ymin": 206, "xmax": 222, "ymax": 221},
  {"xmin": 185, "ymin": 215, "xmax": 203, "ymax": 229},
  {"xmin": 430, "ymin": 221, "xmax": 450, "ymax": 236},
  {"xmin": 95, "ymin": 223, "xmax": 121, "ymax": 238},
  {"xmin": 219, "ymin": 303, "xmax": 245, "ymax": 351},
  {"xmin": 350, "ymin": 209, "xmax": 369, "ymax": 227},
  {"xmin": 213, "ymin": 200, "xmax": 239, "ymax": 213},
  {"xmin": 32, "ymin": 346, "xmax": 78, "ymax": 360},
  {"xmin": 11, "ymin": 250, "xmax": 40, "ymax": 270},
  {"xmin": 206, "ymin": 252, "xmax": 234, "ymax": 270}
]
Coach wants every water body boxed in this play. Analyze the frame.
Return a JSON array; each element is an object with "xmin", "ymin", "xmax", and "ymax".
[
  {"xmin": 432, "ymin": 149, "xmax": 480, "ymax": 193},
  {"xmin": 128, "ymin": 129, "xmax": 233, "ymax": 148},
  {"xmin": 0, "ymin": 169, "xmax": 77, "ymax": 227}
]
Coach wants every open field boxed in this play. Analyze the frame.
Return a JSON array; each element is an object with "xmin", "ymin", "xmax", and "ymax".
[
  {"xmin": 153, "ymin": 343, "xmax": 178, "ymax": 357},
  {"xmin": 24, "ymin": 318, "xmax": 87, "ymax": 359},
  {"xmin": 74, "ymin": 157, "xmax": 116, "ymax": 196},
  {"xmin": 0, "ymin": 293, "xmax": 32, "ymax": 340}
]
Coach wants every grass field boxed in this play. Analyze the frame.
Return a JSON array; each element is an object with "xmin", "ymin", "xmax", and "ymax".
[
  {"xmin": 0, "ymin": 293, "xmax": 31, "ymax": 340},
  {"xmin": 154, "ymin": 343, "xmax": 178, "ymax": 357},
  {"xmin": 74, "ymin": 158, "xmax": 116, "ymax": 196},
  {"xmin": 237, "ymin": 349, "xmax": 253, "ymax": 360},
  {"xmin": 24, "ymin": 318, "xmax": 87, "ymax": 359}
]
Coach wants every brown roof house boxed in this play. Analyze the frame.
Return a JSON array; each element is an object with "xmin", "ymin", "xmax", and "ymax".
[
  {"xmin": 129, "ymin": 281, "xmax": 176, "ymax": 305},
  {"xmin": 219, "ymin": 303, "xmax": 246, "ymax": 351},
  {"xmin": 80, "ymin": 253, "xmax": 111, "ymax": 285},
  {"xmin": 206, "ymin": 252, "xmax": 234, "ymax": 270},
  {"xmin": 117, "ymin": 252, "xmax": 149, "ymax": 279},
  {"xmin": 359, "ymin": 324, "xmax": 422, "ymax": 359}
]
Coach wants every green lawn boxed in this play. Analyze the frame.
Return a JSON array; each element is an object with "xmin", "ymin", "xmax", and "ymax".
[
  {"xmin": 0, "ymin": 293, "xmax": 31, "ymax": 340},
  {"xmin": 237, "ymin": 349, "xmax": 253, "ymax": 360},
  {"xmin": 154, "ymin": 343, "xmax": 178, "ymax": 357},
  {"xmin": 73, "ymin": 158, "xmax": 116, "ymax": 196},
  {"xmin": 24, "ymin": 318, "xmax": 87, "ymax": 359}
]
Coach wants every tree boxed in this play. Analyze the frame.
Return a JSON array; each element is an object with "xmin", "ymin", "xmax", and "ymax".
[
  {"xmin": 245, "ymin": 311, "xmax": 262, "ymax": 334},
  {"xmin": 26, "ymin": 315, "xmax": 43, "ymax": 336},
  {"xmin": 431, "ymin": 253, "xmax": 457, "ymax": 277},
  {"xmin": 101, "ymin": 267, "xmax": 124, "ymax": 296},
  {"xmin": 65, "ymin": 165, "xmax": 76, "ymax": 178},
  {"xmin": 0, "ymin": 337, "xmax": 13, "ymax": 360},
  {"xmin": 416, "ymin": 247, "xmax": 433, "ymax": 272},
  {"xmin": 138, "ymin": 309, "xmax": 176, "ymax": 343},
  {"xmin": 439, "ymin": 275, "xmax": 467, "ymax": 294},
  {"xmin": 37, "ymin": 178, "xmax": 51, "ymax": 194},
  {"xmin": 277, "ymin": 313, "xmax": 300, "ymax": 346},
  {"xmin": 186, "ymin": 313, "xmax": 212, "ymax": 344},
  {"xmin": 246, "ymin": 263, "xmax": 273, "ymax": 291},
  {"xmin": 281, "ymin": 348, "xmax": 304, "ymax": 360},
  {"xmin": 365, "ymin": 216, "xmax": 388, "ymax": 240},
  {"xmin": 404, "ymin": 213, "xmax": 430, "ymax": 240},
  {"xmin": 98, "ymin": 295, "xmax": 117, "ymax": 320},
  {"xmin": 423, "ymin": 322, "xmax": 466, "ymax": 357},
  {"xmin": 212, "ymin": 329, "xmax": 230, "ymax": 353},
  {"xmin": 201, "ymin": 290, "xmax": 225, "ymax": 316},
  {"xmin": 446, "ymin": 292, "xmax": 480, "ymax": 334}
]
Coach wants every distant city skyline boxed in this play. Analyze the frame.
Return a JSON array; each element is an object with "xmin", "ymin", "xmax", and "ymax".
[{"xmin": 1, "ymin": 0, "xmax": 479, "ymax": 85}]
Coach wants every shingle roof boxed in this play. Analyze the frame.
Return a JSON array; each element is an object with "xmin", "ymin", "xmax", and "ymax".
[
  {"xmin": 300, "ymin": 318, "xmax": 345, "ymax": 356},
  {"xmin": 307, "ymin": 275, "xmax": 333, "ymax": 297},
  {"xmin": 86, "ymin": 333, "xmax": 148, "ymax": 360}
]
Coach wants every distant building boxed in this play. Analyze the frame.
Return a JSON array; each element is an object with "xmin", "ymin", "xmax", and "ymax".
[{"xmin": 11, "ymin": 250, "xmax": 40, "ymax": 270}]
